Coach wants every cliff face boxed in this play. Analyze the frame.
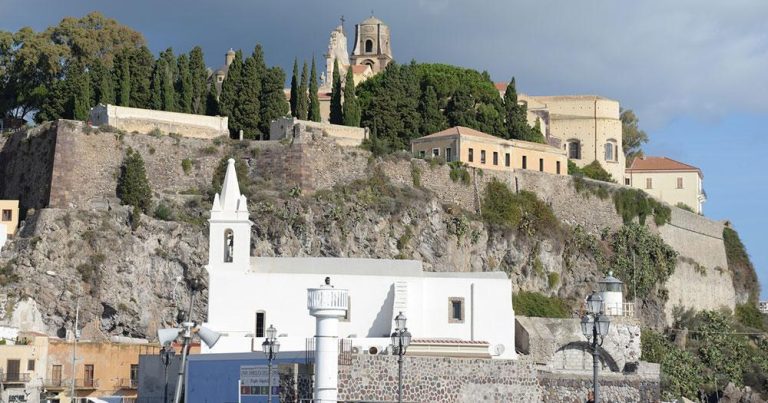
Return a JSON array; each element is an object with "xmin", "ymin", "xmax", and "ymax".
[{"xmin": 0, "ymin": 121, "xmax": 754, "ymax": 338}]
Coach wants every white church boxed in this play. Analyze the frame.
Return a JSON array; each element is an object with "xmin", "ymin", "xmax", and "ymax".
[{"xmin": 203, "ymin": 159, "xmax": 518, "ymax": 360}]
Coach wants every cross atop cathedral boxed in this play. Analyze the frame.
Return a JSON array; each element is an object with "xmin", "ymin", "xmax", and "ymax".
[{"xmin": 340, "ymin": 15, "xmax": 345, "ymax": 33}]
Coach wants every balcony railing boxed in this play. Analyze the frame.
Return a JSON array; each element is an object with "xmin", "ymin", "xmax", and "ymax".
[
  {"xmin": 307, "ymin": 287, "xmax": 349, "ymax": 311},
  {"xmin": 2, "ymin": 372, "xmax": 31, "ymax": 383},
  {"xmin": 73, "ymin": 378, "xmax": 99, "ymax": 389},
  {"xmin": 44, "ymin": 378, "xmax": 67, "ymax": 389},
  {"xmin": 117, "ymin": 378, "xmax": 139, "ymax": 389}
]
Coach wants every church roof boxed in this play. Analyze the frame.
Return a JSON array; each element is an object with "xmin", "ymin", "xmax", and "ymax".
[
  {"xmin": 350, "ymin": 65, "xmax": 371, "ymax": 74},
  {"xmin": 361, "ymin": 15, "xmax": 384, "ymax": 25},
  {"xmin": 627, "ymin": 156, "xmax": 702, "ymax": 177}
]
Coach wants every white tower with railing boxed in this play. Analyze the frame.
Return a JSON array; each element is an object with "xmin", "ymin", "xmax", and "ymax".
[
  {"xmin": 307, "ymin": 278, "xmax": 349, "ymax": 403},
  {"xmin": 600, "ymin": 272, "xmax": 624, "ymax": 316}
]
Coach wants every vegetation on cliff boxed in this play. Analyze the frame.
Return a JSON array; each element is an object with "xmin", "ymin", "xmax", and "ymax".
[
  {"xmin": 116, "ymin": 147, "xmax": 152, "ymax": 213},
  {"xmin": 723, "ymin": 226, "xmax": 760, "ymax": 302}
]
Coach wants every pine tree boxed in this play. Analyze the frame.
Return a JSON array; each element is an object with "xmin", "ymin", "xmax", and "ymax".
[
  {"xmin": 176, "ymin": 54, "xmax": 192, "ymax": 113},
  {"xmin": 296, "ymin": 62, "xmax": 309, "ymax": 120},
  {"xmin": 329, "ymin": 59, "xmax": 343, "ymax": 124},
  {"xmin": 234, "ymin": 52, "xmax": 262, "ymax": 139},
  {"xmin": 308, "ymin": 58, "xmax": 321, "ymax": 122},
  {"xmin": 259, "ymin": 67, "xmax": 289, "ymax": 136},
  {"xmin": 188, "ymin": 46, "xmax": 208, "ymax": 114},
  {"xmin": 219, "ymin": 50, "xmax": 244, "ymax": 134},
  {"xmin": 115, "ymin": 50, "xmax": 131, "ymax": 107},
  {"xmin": 419, "ymin": 85, "xmax": 446, "ymax": 134},
  {"xmin": 342, "ymin": 67, "xmax": 360, "ymax": 127},
  {"xmin": 446, "ymin": 84, "xmax": 476, "ymax": 128},
  {"xmin": 289, "ymin": 58, "xmax": 299, "ymax": 117},
  {"xmin": 129, "ymin": 46, "xmax": 154, "ymax": 108},
  {"xmin": 117, "ymin": 147, "xmax": 152, "ymax": 213}
]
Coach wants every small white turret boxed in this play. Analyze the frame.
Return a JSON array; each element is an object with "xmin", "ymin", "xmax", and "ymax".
[
  {"xmin": 307, "ymin": 277, "xmax": 348, "ymax": 403},
  {"xmin": 599, "ymin": 272, "xmax": 624, "ymax": 316}
]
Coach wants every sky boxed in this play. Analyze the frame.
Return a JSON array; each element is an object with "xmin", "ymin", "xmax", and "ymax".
[{"xmin": 2, "ymin": 0, "xmax": 767, "ymax": 298}]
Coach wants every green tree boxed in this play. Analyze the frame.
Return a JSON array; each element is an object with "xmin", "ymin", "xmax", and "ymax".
[
  {"xmin": 289, "ymin": 58, "xmax": 299, "ymax": 117},
  {"xmin": 116, "ymin": 148, "xmax": 152, "ymax": 213},
  {"xmin": 418, "ymin": 85, "xmax": 446, "ymax": 134},
  {"xmin": 342, "ymin": 67, "xmax": 360, "ymax": 127},
  {"xmin": 188, "ymin": 46, "xmax": 208, "ymax": 114},
  {"xmin": 329, "ymin": 59, "xmax": 343, "ymax": 124},
  {"xmin": 504, "ymin": 77, "xmax": 544, "ymax": 143},
  {"xmin": 205, "ymin": 84, "xmax": 219, "ymax": 116},
  {"xmin": 219, "ymin": 50, "xmax": 243, "ymax": 134},
  {"xmin": 114, "ymin": 50, "xmax": 131, "ymax": 107},
  {"xmin": 259, "ymin": 66, "xmax": 288, "ymax": 136},
  {"xmin": 446, "ymin": 83, "xmax": 476, "ymax": 128},
  {"xmin": 90, "ymin": 60, "xmax": 115, "ymax": 106},
  {"xmin": 66, "ymin": 62, "xmax": 91, "ymax": 121},
  {"xmin": 621, "ymin": 109, "xmax": 648, "ymax": 167},
  {"xmin": 234, "ymin": 50, "xmax": 262, "ymax": 139},
  {"xmin": 176, "ymin": 54, "xmax": 192, "ymax": 113},
  {"xmin": 308, "ymin": 58, "xmax": 321, "ymax": 122},
  {"xmin": 129, "ymin": 46, "xmax": 154, "ymax": 108},
  {"xmin": 149, "ymin": 57, "xmax": 165, "ymax": 110},
  {"xmin": 159, "ymin": 48, "xmax": 177, "ymax": 112},
  {"xmin": 296, "ymin": 62, "xmax": 308, "ymax": 120}
]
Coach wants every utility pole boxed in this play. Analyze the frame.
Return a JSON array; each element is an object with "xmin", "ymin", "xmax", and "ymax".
[{"xmin": 70, "ymin": 302, "xmax": 80, "ymax": 403}]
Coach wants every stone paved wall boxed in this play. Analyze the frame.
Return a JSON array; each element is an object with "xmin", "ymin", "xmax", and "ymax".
[{"xmin": 338, "ymin": 354, "xmax": 659, "ymax": 403}]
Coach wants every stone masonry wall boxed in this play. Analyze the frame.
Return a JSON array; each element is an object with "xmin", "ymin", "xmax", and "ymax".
[{"xmin": 338, "ymin": 354, "xmax": 659, "ymax": 403}]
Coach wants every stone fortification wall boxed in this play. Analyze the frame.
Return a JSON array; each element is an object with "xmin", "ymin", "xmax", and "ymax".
[
  {"xmin": 338, "ymin": 354, "xmax": 659, "ymax": 403},
  {"xmin": 90, "ymin": 104, "xmax": 228, "ymax": 139},
  {"xmin": 0, "ymin": 122, "xmax": 58, "ymax": 217},
  {"xmin": 269, "ymin": 116, "xmax": 367, "ymax": 146}
]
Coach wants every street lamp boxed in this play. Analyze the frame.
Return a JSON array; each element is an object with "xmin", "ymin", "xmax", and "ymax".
[
  {"xmin": 261, "ymin": 324, "xmax": 280, "ymax": 403},
  {"xmin": 581, "ymin": 291, "xmax": 611, "ymax": 403},
  {"xmin": 390, "ymin": 311, "xmax": 412, "ymax": 403}
]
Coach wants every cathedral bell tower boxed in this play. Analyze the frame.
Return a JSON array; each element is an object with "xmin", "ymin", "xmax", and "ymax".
[
  {"xmin": 350, "ymin": 15, "xmax": 393, "ymax": 74},
  {"xmin": 208, "ymin": 159, "xmax": 251, "ymax": 270}
]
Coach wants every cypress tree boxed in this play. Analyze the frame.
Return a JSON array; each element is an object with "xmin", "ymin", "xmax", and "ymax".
[
  {"xmin": 329, "ymin": 59, "xmax": 343, "ymax": 124},
  {"xmin": 115, "ymin": 50, "xmax": 131, "ymax": 107},
  {"xmin": 188, "ymin": 46, "xmax": 208, "ymax": 114},
  {"xmin": 289, "ymin": 58, "xmax": 299, "ymax": 117},
  {"xmin": 205, "ymin": 84, "xmax": 219, "ymax": 116},
  {"xmin": 176, "ymin": 54, "xmax": 192, "ymax": 113},
  {"xmin": 418, "ymin": 85, "xmax": 446, "ymax": 135},
  {"xmin": 160, "ymin": 48, "xmax": 177, "ymax": 112},
  {"xmin": 259, "ymin": 67, "xmax": 289, "ymax": 136},
  {"xmin": 117, "ymin": 147, "xmax": 152, "ymax": 213},
  {"xmin": 235, "ymin": 52, "xmax": 262, "ymax": 139},
  {"xmin": 308, "ymin": 58, "xmax": 321, "ymax": 122},
  {"xmin": 219, "ymin": 50, "xmax": 243, "ymax": 133},
  {"xmin": 342, "ymin": 66, "xmax": 360, "ymax": 127},
  {"xmin": 503, "ymin": 77, "xmax": 543, "ymax": 142},
  {"xmin": 446, "ymin": 84, "xmax": 476, "ymax": 128},
  {"xmin": 67, "ymin": 63, "xmax": 91, "ymax": 121},
  {"xmin": 149, "ymin": 56, "xmax": 165, "ymax": 110},
  {"xmin": 129, "ymin": 46, "xmax": 154, "ymax": 109},
  {"xmin": 296, "ymin": 62, "xmax": 308, "ymax": 120},
  {"xmin": 91, "ymin": 60, "xmax": 115, "ymax": 106}
]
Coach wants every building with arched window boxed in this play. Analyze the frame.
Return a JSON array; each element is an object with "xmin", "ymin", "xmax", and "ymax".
[{"xmin": 349, "ymin": 16, "xmax": 393, "ymax": 74}]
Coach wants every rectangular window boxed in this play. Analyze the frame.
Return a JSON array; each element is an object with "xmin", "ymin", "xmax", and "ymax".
[
  {"xmin": 468, "ymin": 148, "xmax": 474, "ymax": 162},
  {"xmin": 646, "ymin": 178, "xmax": 653, "ymax": 189},
  {"xmin": 677, "ymin": 177, "xmax": 683, "ymax": 189},
  {"xmin": 255, "ymin": 312, "xmax": 266, "ymax": 337},
  {"xmin": 84, "ymin": 364, "xmax": 95, "ymax": 388},
  {"xmin": 505, "ymin": 153, "xmax": 511, "ymax": 167},
  {"xmin": 27, "ymin": 359, "xmax": 35, "ymax": 371},
  {"xmin": 52, "ymin": 365, "xmax": 62, "ymax": 385},
  {"xmin": 448, "ymin": 297, "xmax": 465, "ymax": 323},
  {"xmin": 6, "ymin": 359, "xmax": 20, "ymax": 381},
  {"xmin": 2, "ymin": 209, "xmax": 11, "ymax": 221},
  {"xmin": 556, "ymin": 161, "xmax": 561, "ymax": 174},
  {"xmin": 539, "ymin": 158, "xmax": 544, "ymax": 172},
  {"xmin": 130, "ymin": 364, "xmax": 138, "ymax": 388},
  {"xmin": 522, "ymin": 156, "xmax": 527, "ymax": 169},
  {"xmin": 445, "ymin": 147, "xmax": 452, "ymax": 162},
  {"xmin": 625, "ymin": 178, "xmax": 631, "ymax": 186},
  {"xmin": 432, "ymin": 148, "xmax": 440, "ymax": 157},
  {"xmin": 480, "ymin": 150, "xmax": 486, "ymax": 164},
  {"xmin": 418, "ymin": 150, "xmax": 425, "ymax": 159},
  {"xmin": 493, "ymin": 152, "xmax": 498, "ymax": 165}
]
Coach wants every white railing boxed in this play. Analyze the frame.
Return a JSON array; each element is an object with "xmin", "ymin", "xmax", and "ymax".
[
  {"xmin": 307, "ymin": 288, "xmax": 349, "ymax": 311},
  {"xmin": 603, "ymin": 302, "xmax": 635, "ymax": 317}
]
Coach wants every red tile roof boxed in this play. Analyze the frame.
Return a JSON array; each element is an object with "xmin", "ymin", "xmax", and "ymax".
[
  {"xmin": 351, "ymin": 65, "xmax": 371, "ymax": 74},
  {"xmin": 627, "ymin": 156, "xmax": 702, "ymax": 177},
  {"xmin": 494, "ymin": 82, "xmax": 508, "ymax": 91},
  {"xmin": 416, "ymin": 126, "xmax": 502, "ymax": 141}
]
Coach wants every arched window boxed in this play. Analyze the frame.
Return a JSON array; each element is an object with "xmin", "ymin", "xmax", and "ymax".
[
  {"xmin": 568, "ymin": 140, "xmax": 581, "ymax": 160},
  {"xmin": 605, "ymin": 139, "xmax": 617, "ymax": 161},
  {"xmin": 365, "ymin": 39, "xmax": 374, "ymax": 53},
  {"xmin": 224, "ymin": 229, "xmax": 234, "ymax": 263}
]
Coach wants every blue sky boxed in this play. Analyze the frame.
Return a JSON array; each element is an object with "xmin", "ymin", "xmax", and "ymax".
[{"xmin": 3, "ymin": 0, "xmax": 767, "ymax": 298}]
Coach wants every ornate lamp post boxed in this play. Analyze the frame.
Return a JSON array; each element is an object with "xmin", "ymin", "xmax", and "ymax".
[
  {"xmin": 261, "ymin": 324, "xmax": 280, "ymax": 403},
  {"xmin": 581, "ymin": 291, "xmax": 611, "ymax": 403},
  {"xmin": 390, "ymin": 312, "xmax": 412, "ymax": 403}
]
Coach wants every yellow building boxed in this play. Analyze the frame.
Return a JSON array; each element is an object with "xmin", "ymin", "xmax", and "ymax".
[
  {"xmin": 0, "ymin": 200, "xmax": 19, "ymax": 236},
  {"xmin": 0, "ymin": 332, "xmax": 49, "ymax": 403},
  {"xmin": 410, "ymin": 126, "xmax": 567, "ymax": 175},
  {"xmin": 625, "ymin": 156, "xmax": 706, "ymax": 214},
  {"xmin": 45, "ymin": 339, "xmax": 161, "ymax": 403}
]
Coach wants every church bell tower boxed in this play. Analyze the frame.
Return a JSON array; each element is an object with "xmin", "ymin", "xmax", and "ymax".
[
  {"xmin": 208, "ymin": 159, "xmax": 251, "ymax": 270},
  {"xmin": 350, "ymin": 15, "xmax": 393, "ymax": 74}
]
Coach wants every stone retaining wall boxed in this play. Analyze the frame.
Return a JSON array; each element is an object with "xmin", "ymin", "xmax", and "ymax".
[{"xmin": 90, "ymin": 104, "xmax": 228, "ymax": 139}]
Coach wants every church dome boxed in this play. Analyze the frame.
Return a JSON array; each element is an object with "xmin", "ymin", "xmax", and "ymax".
[{"xmin": 361, "ymin": 15, "xmax": 384, "ymax": 25}]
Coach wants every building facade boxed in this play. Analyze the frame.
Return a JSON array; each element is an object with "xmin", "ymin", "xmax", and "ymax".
[
  {"xmin": 0, "ymin": 199, "xmax": 19, "ymax": 236},
  {"xmin": 349, "ymin": 16, "xmax": 393, "ymax": 74},
  {"xmin": 625, "ymin": 156, "xmax": 706, "ymax": 214},
  {"xmin": 410, "ymin": 126, "xmax": 567, "ymax": 176},
  {"xmin": 204, "ymin": 159, "xmax": 518, "ymax": 361},
  {"xmin": 0, "ymin": 332, "xmax": 49, "ymax": 403}
]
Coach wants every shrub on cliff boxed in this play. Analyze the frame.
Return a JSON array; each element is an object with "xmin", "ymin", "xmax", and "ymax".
[
  {"xmin": 211, "ymin": 156, "xmax": 251, "ymax": 198},
  {"xmin": 613, "ymin": 187, "xmax": 671, "ymax": 226},
  {"xmin": 481, "ymin": 178, "xmax": 558, "ymax": 236},
  {"xmin": 512, "ymin": 291, "xmax": 569, "ymax": 318},
  {"xmin": 641, "ymin": 329, "xmax": 705, "ymax": 400},
  {"xmin": 723, "ymin": 226, "xmax": 760, "ymax": 302},
  {"xmin": 609, "ymin": 223, "xmax": 677, "ymax": 300},
  {"xmin": 117, "ymin": 148, "xmax": 152, "ymax": 213}
]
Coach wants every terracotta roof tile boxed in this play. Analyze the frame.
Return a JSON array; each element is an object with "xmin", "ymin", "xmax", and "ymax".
[
  {"xmin": 416, "ymin": 126, "xmax": 502, "ymax": 141},
  {"xmin": 627, "ymin": 156, "xmax": 701, "ymax": 173},
  {"xmin": 351, "ymin": 65, "xmax": 370, "ymax": 74}
]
